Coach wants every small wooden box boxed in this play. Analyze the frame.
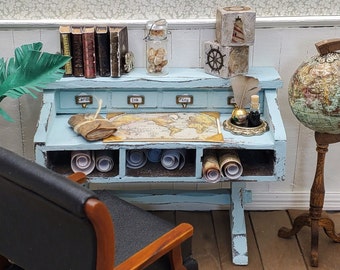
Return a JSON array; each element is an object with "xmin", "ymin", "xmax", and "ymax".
[
  {"xmin": 216, "ymin": 6, "xmax": 256, "ymax": 46},
  {"xmin": 203, "ymin": 41, "xmax": 249, "ymax": 78}
]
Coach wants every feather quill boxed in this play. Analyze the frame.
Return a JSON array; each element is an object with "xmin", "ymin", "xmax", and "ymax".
[{"xmin": 231, "ymin": 75, "xmax": 260, "ymax": 108}]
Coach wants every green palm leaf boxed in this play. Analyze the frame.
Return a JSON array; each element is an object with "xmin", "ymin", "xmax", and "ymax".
[{"xmin": 0, "ymin": 42, "xmax": 71, "ymax": 121}]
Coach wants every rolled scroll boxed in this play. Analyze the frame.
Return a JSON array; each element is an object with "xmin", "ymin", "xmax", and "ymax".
[
  {"xmin": 95, "ymin": 150, "xmax": 114, "ymax": 172},
  {"xmin": 218, "ymin": 150, "xmax": 243, "ymax": 179},
  {"xmin": 68, "ymin": 113, "xmax": 117, "ymax": 141},
  {"xmin": 202, "ymin": 150, "xmax": 221, "ymax": 183},
  {"xmin": 161, "ymin": 149, "xmax": 186, "ymax": 170},
  {"xmin": 147, "ymin": 149, "xmax": 162, "ymax": 163},
  {"xmin": 126, "ymin": 150, "xmax": 148, "ymax": 169},
  {"xmin": 71, "ymin": 150, "xmax": 95, "ymax": 175}
]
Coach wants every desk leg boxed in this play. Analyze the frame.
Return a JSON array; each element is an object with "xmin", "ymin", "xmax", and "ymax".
[{"xmin": 230, "ymin": 181, "xmax": 248, "ymax": 265}]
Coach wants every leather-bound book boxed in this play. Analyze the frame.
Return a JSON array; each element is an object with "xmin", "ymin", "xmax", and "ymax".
[
  {"xmin": 82, "ymin": 26, "xmax": 96, "ymax": 78},
  {"xmin": 95, "ymin": 26, "xmax": 110, "ymax": 77},
  {"xmin": 109, "ymin": 26, "xmax": 129, "ymax": 78},
  {"xmin": 71, "ymin": 26, "xmax": 84, "ymax": 77},
  {"xmin": 59, "ymin": 25, "xmax": 73, "ymax": 76}
]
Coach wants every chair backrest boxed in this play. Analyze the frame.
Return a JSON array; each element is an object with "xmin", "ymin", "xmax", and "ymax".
[{"xmin": 0, "ymin": 147, "xmax": 103, "ymax": 270}]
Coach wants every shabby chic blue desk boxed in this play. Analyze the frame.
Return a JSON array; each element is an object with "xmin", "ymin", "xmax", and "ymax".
[{"xmin": 34, "ymin": 67, "xmax": 286, "ymax": 265}]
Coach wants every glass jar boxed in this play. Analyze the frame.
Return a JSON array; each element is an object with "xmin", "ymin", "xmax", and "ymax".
[{"xmin": 145, "ymin": 19, "xmax": 169, "ymax": 75}]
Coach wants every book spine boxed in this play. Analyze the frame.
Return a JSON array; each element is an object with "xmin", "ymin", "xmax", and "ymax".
[
  {"xmin": 109, "ymin": 29, "xmax": 120, "ymax": 78},
  {"xmin": 59, "ymin": 26, "xmax": 73, "ymax": 76},
  {"xmin": 71, "ymin": 27, "xmax": 84, "ymax": 77},
  {"xmin": 82, "ymin": 27, "xmax": 96, "ymax": 79},
  {"xmin": 95, "ymin": 27, "xmax": 110, "ymax": 77},
  {"xmin": 119, "ymin": 26, "xmax": 129, "ymax": 75}
]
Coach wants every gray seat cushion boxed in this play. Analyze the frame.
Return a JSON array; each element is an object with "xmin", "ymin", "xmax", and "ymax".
[{"xmin": 94, "ymin": 190, "xmax": 198, "ymax": 270}]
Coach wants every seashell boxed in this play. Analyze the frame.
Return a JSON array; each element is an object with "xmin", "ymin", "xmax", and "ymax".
[
  {"xmin": 148, "ymin": 55, "xmax": 155, "ymax": 64},
  {"xmin": 155, "ymin": 65, "xmax": 163, "ymax": 72},
  {"xmin": 159, "ymin": 60, "xmax": 168, "ymax": 68},
  {"xmin": 154, "ymin": 55, "xmax": 164, "ymax": 65},
  {"xmin": 156, "ymin": 48, "xmax": 166, "ymax": 56},
  {"xmin": 147, "ymin": 64, "xmax": 156, "ymax": 73},
  {"xmin": 150, "ymin": 29, "xmax": 165, "ymax": 37},
  {"xmin": 148, "ymin": 48, "xmax": 156, "ymax": 56}
]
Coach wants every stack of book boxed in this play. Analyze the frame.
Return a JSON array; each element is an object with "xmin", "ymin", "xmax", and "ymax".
[{"xmin": 59, "ymin": 25, "xmax": 129, "ymax": 78}]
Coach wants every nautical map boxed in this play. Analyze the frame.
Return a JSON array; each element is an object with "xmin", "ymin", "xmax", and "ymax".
[{"xmin": 104, "ymin": 112, "xmax": 223, "ymax": 142}]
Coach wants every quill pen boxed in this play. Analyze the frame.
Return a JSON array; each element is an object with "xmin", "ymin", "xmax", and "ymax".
[{"xmin": 231, "ymin": 75, "xmax": 260, "ymax": 108}]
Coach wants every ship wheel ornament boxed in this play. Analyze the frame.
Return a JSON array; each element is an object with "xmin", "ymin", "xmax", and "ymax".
[{"xmin": 206, "ymin": 45, "xmax": 226, "ymax": 73}]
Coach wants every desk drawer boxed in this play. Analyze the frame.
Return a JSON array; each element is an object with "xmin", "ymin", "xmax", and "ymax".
[
  {"xmin": 111, "ymin": 91, "xmax": 158, "ymax": 109},
  {"xmin": 57, "ymin": 91, "xmax": 109, "ymax": 110},
  {"xmin": 161, "ymin": 91, "xmax": 208, "ymax": 108}
]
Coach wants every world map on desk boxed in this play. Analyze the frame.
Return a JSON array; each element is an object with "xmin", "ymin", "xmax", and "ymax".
[{"xmin": 104, "ymin": 112, "xmax": 223, "ymax": 142}]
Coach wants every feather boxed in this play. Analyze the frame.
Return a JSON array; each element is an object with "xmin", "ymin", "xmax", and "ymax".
[{"xmin": 231, "ymin": 75, "xmax": 260, "ymax": 108}]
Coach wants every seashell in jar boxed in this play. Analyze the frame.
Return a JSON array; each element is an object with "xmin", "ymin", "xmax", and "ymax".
[
  {"xmin": 154, "ymin": 55, "xmax": 164, "ymax": 65},
  {"xmin": 155, "ymin": 65, "xmax": 163, "ymax": 73},
  {"xmin": 148, "ymin": 54, "xmax": 155, "ymax": 64},
  {"xmin": 156, "ymin": 47, "xmax": 166, "ymax": 56},
  {"xmin": 159, "ymin": 60, "xmax": 168, "ymax": 68},
  {"xmin": 147, "ymin": 63, "xmax": 156, "ymax": 73},
  {"xmin": 150, "ymin": 29, "xmax": 165, "ymax": 37},
  {"xmin": 148, "ymin": 47, "xmax": 156, "ymax": 56}
]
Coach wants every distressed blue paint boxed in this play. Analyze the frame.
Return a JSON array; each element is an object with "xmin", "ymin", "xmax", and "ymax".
[
  {"xmin": 99, "ymin": 189, "xmax": 252, "ymax": 205},
  {"xmin": 230, "ymin": 181, "xmax": 248, "ymax": 265},
  {"xmin": 34, "ymin": 67, "xmax": 286, "ymax": 266},
  {"xmin": 46, "ymin": 67, "xmax": 283, "ymax": 90}
]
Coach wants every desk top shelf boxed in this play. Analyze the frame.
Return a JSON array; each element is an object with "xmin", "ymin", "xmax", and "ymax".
[{"xmin": 45, "ymin": 67, "xmax": 283, "ymax": 90}]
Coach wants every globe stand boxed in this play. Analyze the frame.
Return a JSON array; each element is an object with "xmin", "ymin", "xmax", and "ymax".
[{"xmin": 278, "ymin": 132, "xmax": 340, "ymax": 267}]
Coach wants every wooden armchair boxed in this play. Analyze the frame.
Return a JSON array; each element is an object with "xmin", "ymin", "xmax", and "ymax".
[{"xmin": 0, "ymin": 147, "xmax": 197, "ymax": 270}]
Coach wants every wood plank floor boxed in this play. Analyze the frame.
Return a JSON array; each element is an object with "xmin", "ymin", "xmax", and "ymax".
[{"xmin": 153, "ymin": 210, "xmax": 340, "ymax": 270}]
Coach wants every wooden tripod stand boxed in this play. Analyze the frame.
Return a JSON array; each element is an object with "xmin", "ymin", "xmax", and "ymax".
[{"xmin": 278, "ymin": 132, "xmax": 340, "ymax": 267}]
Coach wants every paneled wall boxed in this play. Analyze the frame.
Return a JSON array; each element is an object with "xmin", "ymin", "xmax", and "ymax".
[{"xmin": 0, "ymin": 17, "xmax": 339, "ymax": 210}]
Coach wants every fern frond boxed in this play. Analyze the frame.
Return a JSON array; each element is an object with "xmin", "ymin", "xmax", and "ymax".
[
  {"xmin": 0, "ymin": 46, "xmax": 70, "ymax": 99},
  {"xmin": 0, "ymin": 58, "xmax": 6, "ymax": 83},
  {"xmin": 0, "ymin": 42, "xmax": 71, "ymax": 121},
  {"xmin": 14, "ymin": 42, "xmax": 43, "ymax": 68},
  {"xmin": 0, "ymin": 107, "xmax": 14, "ymax": 122}
]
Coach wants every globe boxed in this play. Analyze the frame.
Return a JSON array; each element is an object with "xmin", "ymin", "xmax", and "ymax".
[{"xmin": 288, "ymin": 49, "xmax": 340, "ymax": 134}]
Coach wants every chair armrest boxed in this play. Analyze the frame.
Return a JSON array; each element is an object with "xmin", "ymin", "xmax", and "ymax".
[
  {"xmin": 85, "ymin": 198, "xmax": 115, "ymax": 270},
  {"xmin": 67, "ymin": 172, "xmax": 87, "ymax": 184},
  {"xmin": 115, "ymin": 223, "xmax": 194, "ymax": 270}
]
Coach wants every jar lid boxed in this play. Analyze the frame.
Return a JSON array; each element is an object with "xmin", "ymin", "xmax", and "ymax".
[{"xmin": 145, "ymin": 19, "xmax": 168, "ymax": 40}]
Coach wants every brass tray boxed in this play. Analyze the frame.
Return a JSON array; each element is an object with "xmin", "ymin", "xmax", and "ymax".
[{"xmin": 223, "ymin": 118, "xmax": 269, "ymax": 136}]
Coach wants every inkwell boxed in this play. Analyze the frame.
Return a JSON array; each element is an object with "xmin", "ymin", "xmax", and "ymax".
[{"xmin": 247, "ymin": 94, "xmax": 261, "ymax": 127}]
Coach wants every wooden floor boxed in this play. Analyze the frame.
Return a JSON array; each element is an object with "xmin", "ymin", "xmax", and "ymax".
[{"xmin": 153, "ymin": 210, "xmax": 340, "ymax": 270}]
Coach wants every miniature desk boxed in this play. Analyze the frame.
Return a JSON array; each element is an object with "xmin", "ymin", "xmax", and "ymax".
[{"xmin": 34, "ymin": 67, "xmax": 286, "ymax": 265}]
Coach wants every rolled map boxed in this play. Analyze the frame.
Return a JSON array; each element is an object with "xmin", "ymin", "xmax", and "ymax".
[
  {"xmin": 161, "ymin": 149, "xmax": 186, "ymax": 170},
  {"xmin": 126, "ymin": 150, "xmax": 148, "ymax": 169},
  {"xmin": 95, "ymin": 150, "xmax": 114, "ymax": 172},
  {"xmin": 202, "ymin": 150, "xmax": 221, "ymax": 183},
  {"xmin": 68, "ymin": 113, "xmax": 117, "ymax": 141},
  {"xmin": 147, "ymin": 149, "xmax": 163, "ymax": 163},
  {"xmin": 218, "ymin": 150, "xmax": 243, "ymax": 179},
  {"xmin": 71, "ymin": 150, "xmax": 95, "ymax": 175}
]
